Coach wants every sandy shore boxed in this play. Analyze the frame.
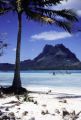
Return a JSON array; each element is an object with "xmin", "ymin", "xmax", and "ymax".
[{"xmin": 0, "ymin": 86, "xmax": 81, "ymax": 120}]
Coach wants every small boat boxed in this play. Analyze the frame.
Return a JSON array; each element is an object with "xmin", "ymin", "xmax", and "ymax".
[{"xmin": 53, "ymin": 72, "xmax": 55, "ymax": 75}]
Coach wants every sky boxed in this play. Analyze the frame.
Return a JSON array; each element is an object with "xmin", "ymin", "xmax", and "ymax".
[{"xmin": 0, "ymin": 0, "xmax": 81, "ymax": 64}]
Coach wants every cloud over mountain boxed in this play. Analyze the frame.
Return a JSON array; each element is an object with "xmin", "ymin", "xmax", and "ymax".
[{"xmin": 31, "ymin": 31, "xmax": 72, "ymax": 41}]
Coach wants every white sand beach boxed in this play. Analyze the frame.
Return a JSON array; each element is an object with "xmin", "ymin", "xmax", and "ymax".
[{"xmin": 0, "ymin": 86, "xmax": 81, "ymax": 120}]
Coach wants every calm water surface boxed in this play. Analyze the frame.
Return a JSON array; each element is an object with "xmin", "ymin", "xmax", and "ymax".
[{"xmin": 0, "ymin": 70, "xmax": 81, "ymax": 88}]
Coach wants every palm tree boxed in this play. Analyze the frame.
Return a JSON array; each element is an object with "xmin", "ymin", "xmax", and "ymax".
[{"xmin": 0, "ymin": 0, "xmax": 78, "ymax": 94}]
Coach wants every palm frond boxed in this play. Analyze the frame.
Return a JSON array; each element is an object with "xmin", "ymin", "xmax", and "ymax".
[
  {"xmin": 0, "ymin": 7, "xmax": 11, "ymax": 15},
  {"xmin": 25, "ymin": 9, "xmax": 72, "ymax": 33},
  {"xmin": 25, "ymin": 10, "xmax": 55, "ymax": 24},
  {"xmin": 34, "ymin": 8, "xmax": 78, "ymax": 22},
  {"xmin": 40, "ymin": 0, "xmax": 67, "ymax": 6},
  {"xmin": 0, "ymin": 0, "xmax": 10, "ymax": 7},
  {"xmin": 54, "ymin": 9, "xmax": 78, "ymax": 21},
  {"xmin": 55, "ymin": 20, "xmax": 72, "ymax": 33},
  {"xmin": 0, "ymin": 0, "xmax": 12, "ymax": 15},
  {"xmin": 0, "ymin": 0, "xmax": 78, "ymax": 33},
  {"xmin": 31, "ymin": 0, "xmax": 67, "ymax": 6}
]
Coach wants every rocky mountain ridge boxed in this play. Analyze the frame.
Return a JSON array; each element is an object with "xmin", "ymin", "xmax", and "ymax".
[{"xmin": 0, "ymin": 44, "xmax": 81, "ymax": 70}]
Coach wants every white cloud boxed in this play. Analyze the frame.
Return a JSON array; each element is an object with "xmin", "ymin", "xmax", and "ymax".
[
  {"xmin": 77, "ymin": 10, "xmax": 81, "ymax": 17},
  {"xmin": 31, "ymin": 31, "xmax": 72, "ymax": 41},
  {"xmin": 61, "ymin": 0, "xmax": 81, "ymax": 9},
  {"xmin": 51, "ymin": 0, "xmax": 81, "ymax": 10},
  {"xmin": 12, "ymin": 48, "xmax": 16, "ymax": 52}
]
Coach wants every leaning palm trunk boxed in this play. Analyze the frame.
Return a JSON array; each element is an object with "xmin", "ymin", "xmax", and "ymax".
[{"xmin": 12, "ymin": 13, "xmax": 22, "ymax": 88}]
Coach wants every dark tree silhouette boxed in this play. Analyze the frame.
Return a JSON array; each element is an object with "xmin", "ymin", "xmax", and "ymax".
[
  {"xmin": 0, "ymin": 40, "xmax": 7, "ymax": 56},
  {"xmin": 0, "ymin": 32, "xmax": 8, "ymax": 56}
]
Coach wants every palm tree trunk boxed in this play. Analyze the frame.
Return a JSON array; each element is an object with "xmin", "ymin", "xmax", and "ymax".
[{"xmin": 12, "ymin": 13, "xmax": 22, "ymax": 88}]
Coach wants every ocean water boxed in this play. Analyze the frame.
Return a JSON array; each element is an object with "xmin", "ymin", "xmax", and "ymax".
[{"xmin": 0, "ymin": 70, "xmax": 81, "ymax": 88}]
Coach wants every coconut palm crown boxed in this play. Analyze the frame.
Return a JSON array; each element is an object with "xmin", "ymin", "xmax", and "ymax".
[
  {"xmin": 0, "ymin": 0, "xmax": 78, "ymax": 93},
  {"xmin": 0, "ymin": 0, "xmax": 78, "ymax": 30}
]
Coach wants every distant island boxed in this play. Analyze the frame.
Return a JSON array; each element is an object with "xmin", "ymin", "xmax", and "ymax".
[{"xmin": 0, "ymin": 44, "xmax": 81, "ymax": 71}]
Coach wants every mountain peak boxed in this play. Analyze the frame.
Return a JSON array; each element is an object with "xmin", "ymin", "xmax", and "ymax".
[
  {"xmin": 34, "ymin": 44, "xmax": 80, "ymax": 66},
  {"xmin": 0, "ymin": 44, "xmax": 80, "ymax": 70},
  {"xmin": 43, "ymin": 44, "xmax": 68, "ymax": 53},
  {"xmin": 43, "ymin": 44, "xmax": 54, "ymax": 54}
]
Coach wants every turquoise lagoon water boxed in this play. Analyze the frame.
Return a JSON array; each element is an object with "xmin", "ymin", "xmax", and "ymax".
[{"xmin": 0, "ymin": 70, "xmax": 81, "ymax": 88}]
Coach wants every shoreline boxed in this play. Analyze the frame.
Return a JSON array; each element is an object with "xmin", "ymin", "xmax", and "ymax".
[{"xmin": 27, "ymin": 85, "xmax": 81, "ymax": 95}]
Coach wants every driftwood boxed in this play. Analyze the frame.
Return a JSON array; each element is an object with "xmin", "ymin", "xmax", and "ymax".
[
  {"xmin": 63, "ymin": 110, "xmax": 81, "ymax": 120},
  {"xmin": 72, "ymin": 111, "xmax": 81, "ymax": 120}
]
